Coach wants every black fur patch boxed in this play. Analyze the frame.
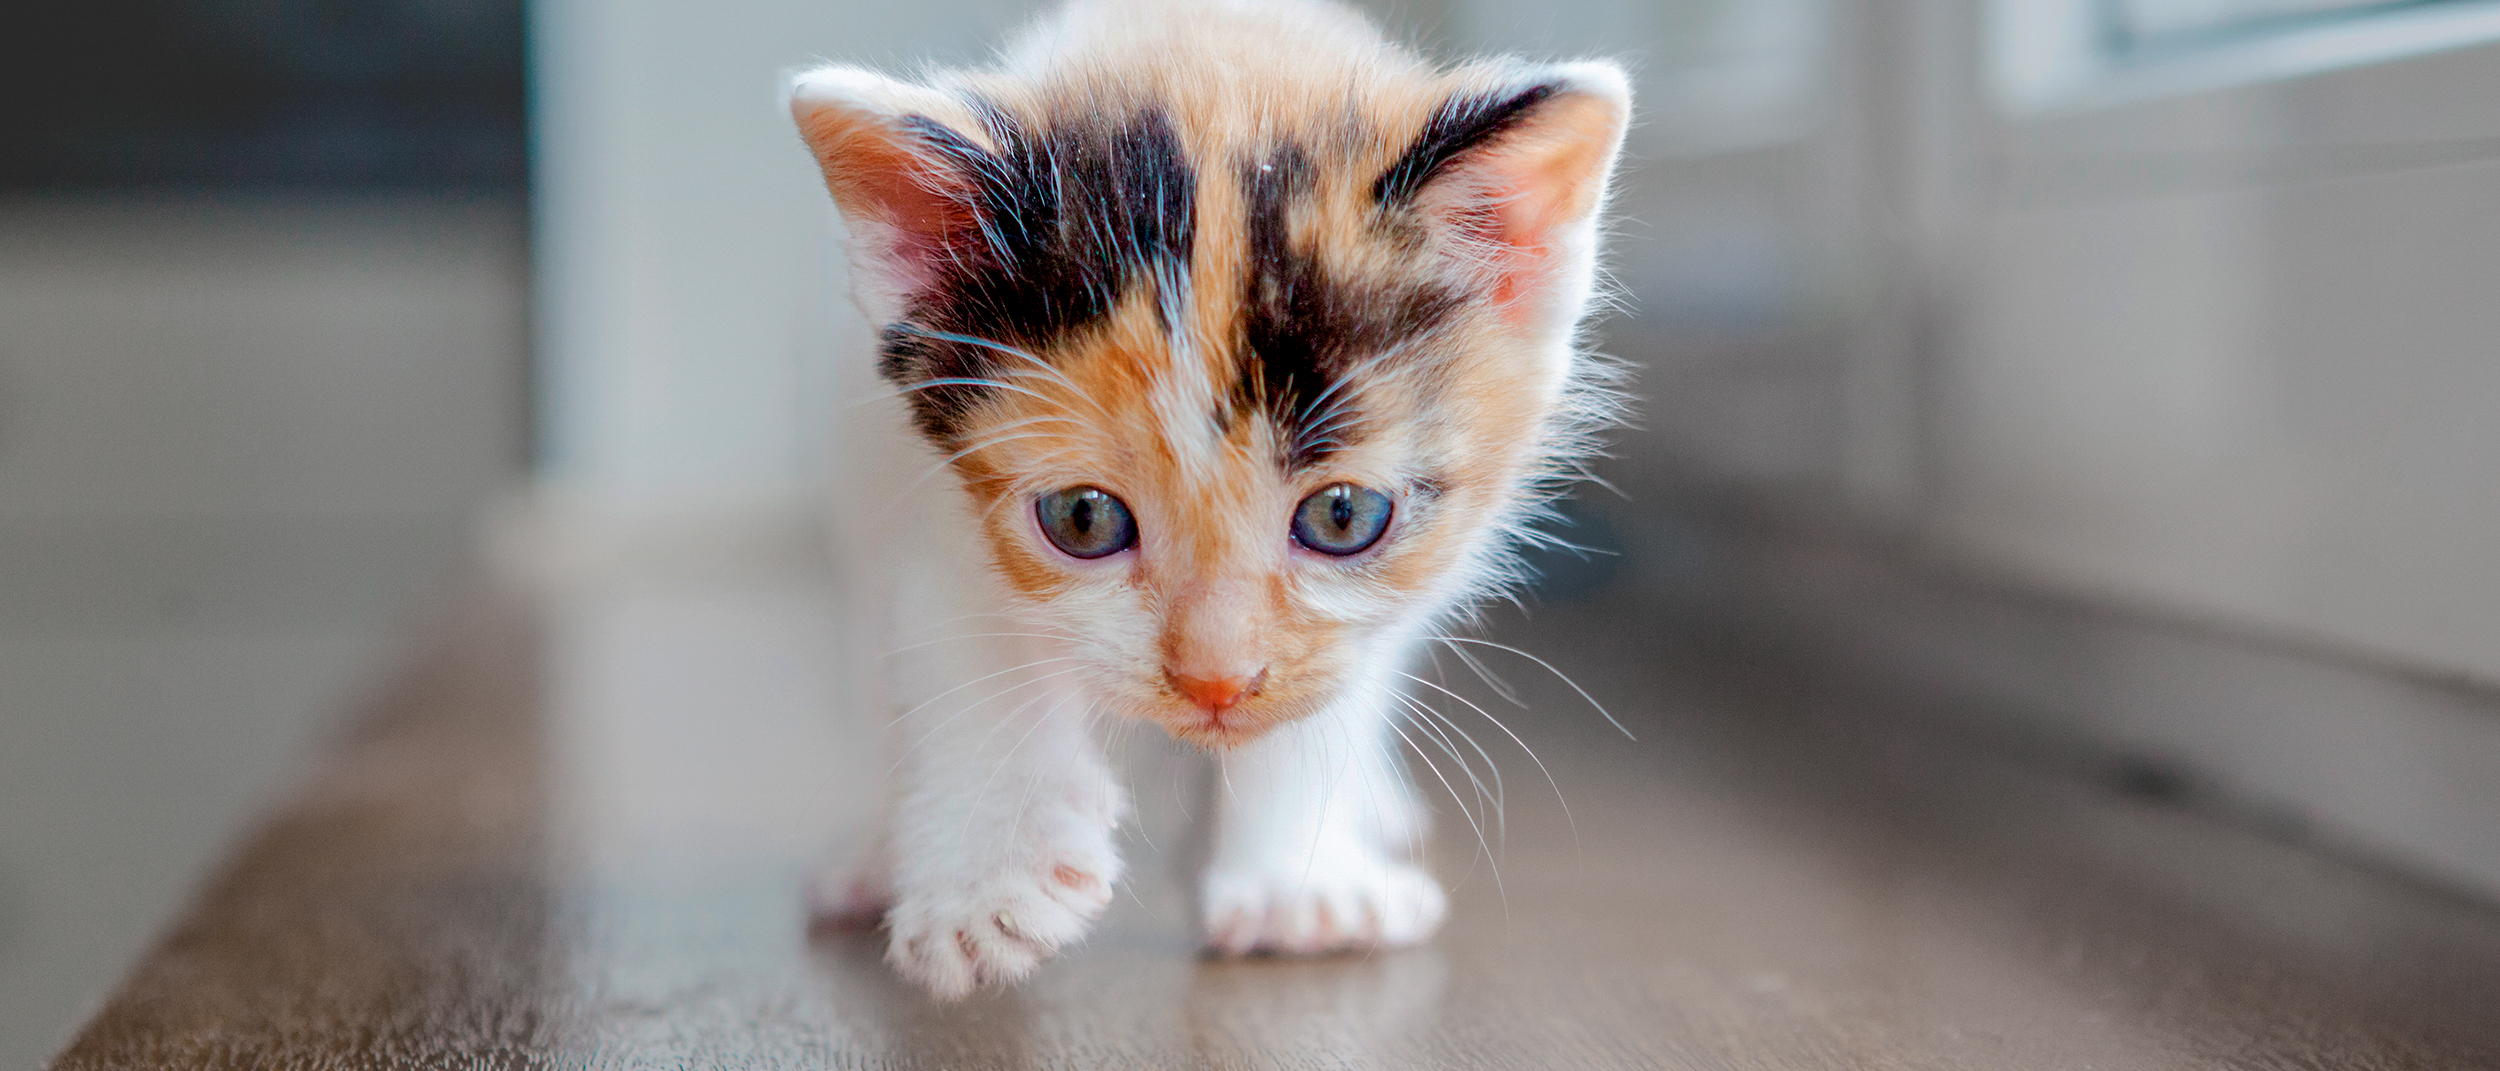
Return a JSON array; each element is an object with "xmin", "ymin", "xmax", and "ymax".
[
  {"xmin": 878, "ymin": 103, "xmax": 1196, "ymax": 441},
  {"xmin": 1372, "ymin": 82, "xmax": 1559, "ymax": 205},
  {"xmin": 1236, "ymin": 144, "xmax": 1459, "ymax": 470}
]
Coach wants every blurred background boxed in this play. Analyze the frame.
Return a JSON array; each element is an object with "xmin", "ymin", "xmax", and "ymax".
[
  {"xmin": 0, "ymin": 0, "xmax": 527, "ymax": 1057},
  {"xmin": 9, "ymin": 0, "xmax": 2500, "ymax": 1061}
]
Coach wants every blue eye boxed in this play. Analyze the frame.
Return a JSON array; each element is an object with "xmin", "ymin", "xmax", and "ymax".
[
  {"xmin": 1036, "ymin": 487, "xmax": 1137, "ymax": 559},
  {"xmin": 1292, "ymin": 484, "xmax": 1392, "ymax": 556}
]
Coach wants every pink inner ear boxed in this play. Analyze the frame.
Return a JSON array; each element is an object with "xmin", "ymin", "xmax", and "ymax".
[
  {"xmin": 796, "ymin": 105, "xmax": 973, "ymax": 291},
  {"xmin": 1420, "ymin": 91, "xmax": 1624, "ymax": 322},
  {"xmin": 1473, "ymin": 176, "xmax": 1562, "ymax": 312}
]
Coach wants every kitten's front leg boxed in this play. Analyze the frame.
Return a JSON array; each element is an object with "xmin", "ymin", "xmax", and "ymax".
[
  {"xmin": 876, "ymin": 683, "xmax": 1128, "ymax": 1000},
  {"xmin": 1201, "ymin": 679, "xmax": 1447, "ymax": 956}
]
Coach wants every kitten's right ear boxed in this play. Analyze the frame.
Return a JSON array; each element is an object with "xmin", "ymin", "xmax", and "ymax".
[{"xmin": 787, "ymin": 65, "xmax": 989, "ymax": 318}]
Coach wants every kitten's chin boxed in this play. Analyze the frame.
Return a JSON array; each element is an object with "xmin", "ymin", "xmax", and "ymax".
[{"xmin": 1144, "ymin": 705, "xmax": 1298, "ymax": 751}]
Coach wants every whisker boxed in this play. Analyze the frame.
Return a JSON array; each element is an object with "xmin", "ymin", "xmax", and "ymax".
[
  {"xmin": 1293, "ymin": 340, "xmax": 1415, "ymax": 426},
  {"xmin": 969, "ymin": 689, "xmax": 1076, "ymax": 840},
  {"xmin": 1381, "ymin": 713, "xmax": 1506, "ymax": 920},
  {"xmin": 1295, "ymin": 721, "xmax": 1349, "ymax": 901},
  {"xmin": 1377, "ymin": 713, "xmax": 1428, "ymax": 869},
  {"xmin": 896, "ymin": 610, "xmax": 1027, "ymax": 638},
  {"xmin": 1400, "ymin": 670, "xmax": 1582, "ymax": 854},
  {"xmin": 856, "ymin": 375, "xmax": 1061, "ymax": 411},
  {"xmin": 886, "ymin": 657, "xmax": 1080, "ymax": 729},
  {"xmin": 1445, "ymin": 642, "xmax": 1526, "ymax": 710},
  {"xmin": 890, "ymin": 668, "xmax": 1082, "ymax": 777},
  {"xmin": 1388, "ymin": 690, "xmax": 1499, "ymax": 835},
  {"xmin": 1432, "ymin": 636, "xmax": 1632, "ymax": 740},
  {"xmin": 879, "ymin": 631, "xmax": 1073, "ymax": 659},
  {"xmin": 906, "ymin": 419, "xmax": 1075, "ymax": 485},
  {"xmin": 903, "ymin": 430, "xmax": 1062, "ymax": 493},
  {"xmin": 1296, "ymin": 408, "xmax": 1368, "ymax": 445},
  {"xmin": 1390, "ymin": 689, "xmax": 1505, "ymax": 847},
  {"xmin": 883, "ymin": 323, "xmax": 1087, "ymax": 396},
  {"xmin": 965, "ymin": 680, "xmax": 1068, "ymax": 768}
]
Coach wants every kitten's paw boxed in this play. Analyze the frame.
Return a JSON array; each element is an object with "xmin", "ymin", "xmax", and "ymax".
[
  {"xmin": 1200, "ymin": 856, "xmax": 1447, "ymax": 957},
  {"xmin": 885, "ymin": 850, "xmax": 1119, "ymax": 1000}
]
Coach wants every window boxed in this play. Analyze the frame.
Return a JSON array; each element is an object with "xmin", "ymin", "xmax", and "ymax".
[
  {"xmin": 2109, "ymin": 0, "xmax": 2451, "ymax": 52},
  {"xmin": 1994, "ymin": 0, "xmax": 2500, "ymax": 111}
]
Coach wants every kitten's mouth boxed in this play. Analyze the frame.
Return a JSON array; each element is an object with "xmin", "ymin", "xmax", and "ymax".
[
  {"xmin": 1152, "ymin": 668, "xmax": 1286, "ymax": 749},
  {"xmin": 1151, "ymin": 695, "xmax": 1302, "ymax": 751},
  {"xmin": 1164, "ymin": 715, "xmax": 1265, "ymax": 750}
]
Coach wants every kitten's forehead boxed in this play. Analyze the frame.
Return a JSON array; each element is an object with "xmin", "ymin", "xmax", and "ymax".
[{"xmin": 877, "ymin": 70, "xmax": 1546, "ymax": 473}]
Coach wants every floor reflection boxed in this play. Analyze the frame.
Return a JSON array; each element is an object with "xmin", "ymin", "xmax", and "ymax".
[{"xmin": 57, "ymin": 552, "xmax": 2500, "ymax": 1067}]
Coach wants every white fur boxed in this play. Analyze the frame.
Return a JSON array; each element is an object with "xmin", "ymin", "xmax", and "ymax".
[
  {"xmin": 811, "ymin": 449, "xmax": 1134, "ymax": 999},
  {"xmin": 1202, "ymin": 646, "xmax": 1448, "ymax": 955}
]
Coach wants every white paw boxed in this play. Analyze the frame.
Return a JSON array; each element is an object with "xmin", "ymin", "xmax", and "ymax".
[
  {"xmin": 882, "ymin": 784, "xmax": 1127, "ymax": 1000},
  {"xmin": 1200, "ymin": 855, "xmax": 1447, "ymax": 957},
  {"xmin": 884, "ymin": 852, "xmax": 1118, "ymax": 1000}
]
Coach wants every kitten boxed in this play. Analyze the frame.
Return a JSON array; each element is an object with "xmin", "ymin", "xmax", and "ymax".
[{"xmin": 789, "ymin": 0, "xmax": 1629, "ymax": 1000}]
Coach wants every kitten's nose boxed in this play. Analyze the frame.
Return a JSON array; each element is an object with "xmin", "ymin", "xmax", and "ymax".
[{"xmin": 1169, "ymin": 669, "xmax": 1262, "ymax": 713}]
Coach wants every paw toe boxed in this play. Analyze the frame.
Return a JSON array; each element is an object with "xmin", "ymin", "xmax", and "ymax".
[
  {"xmin": 885, "ymin": 856, "xmax": 1119, "ymax": 999},
  {"xmin": 1199, "ymin": 860, "xmax": 1445, "ymax": 956}
]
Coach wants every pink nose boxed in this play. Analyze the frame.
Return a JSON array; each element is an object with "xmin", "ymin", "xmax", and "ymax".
[{"xmin": 1170, "ymin": 671, "xmax": 1259, "ymax": 713}]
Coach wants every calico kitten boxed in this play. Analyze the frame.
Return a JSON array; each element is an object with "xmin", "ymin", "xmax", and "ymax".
[{"xmin": 789, "ymin": 0, "xmax": 1629, "ymax": 1000}]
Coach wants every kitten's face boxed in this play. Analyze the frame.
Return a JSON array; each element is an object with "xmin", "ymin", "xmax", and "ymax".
[
  {"xmin": 794, "ymin": 55, "xmax": 1629, "ymax": 747},
  {"xmin": 948, "ymin": 286, "xmax": 1552, "ymax": 748}
]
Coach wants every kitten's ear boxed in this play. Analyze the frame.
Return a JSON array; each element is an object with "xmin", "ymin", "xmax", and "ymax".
[
  {"xmin": 1381, "ymin": 62, "xmax": 1632, "ymax": 320},
  {"xmin": 788, "ymin": 65, "xmax": 990, "ymax": 319}
]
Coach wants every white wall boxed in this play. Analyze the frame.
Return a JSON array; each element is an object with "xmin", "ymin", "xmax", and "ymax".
[
  {"xmin": 0, "ymin": 200, "xmax": 523, "ymax": 522},
  {"xmin": 1934, "ymin": 18, "xmax": 2500, "ymax": 681},
  {"xmin": 529, "ymin": 0, "xmax": 1034, "ymax": 516}
]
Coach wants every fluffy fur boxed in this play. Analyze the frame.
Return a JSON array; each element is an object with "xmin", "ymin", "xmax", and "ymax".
[{"xmin": 790, "ymin": 0, "xmax": 1629, "ymax": 1000}]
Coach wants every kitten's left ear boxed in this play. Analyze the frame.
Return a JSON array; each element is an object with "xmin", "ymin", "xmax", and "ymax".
[{"xmin": 1381, "ymin": 62, "xmax": 1632, "ymax": 322}]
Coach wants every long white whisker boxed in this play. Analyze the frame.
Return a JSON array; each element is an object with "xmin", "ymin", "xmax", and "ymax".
[
  {"xmin": 890, "ymin": 668, "xmax": 1082, "ymax": 777},
  {"xmin": 966, "ymin": 681, "xmax": 1067, "ymax": 769},
  {"xmin": 970, "ymin": 689, "xmax": 1075, "ymax": 840},
  {"xmin": 923, "ymin": 413, "xmax": 1080, "ymax": 462},
  {"xmin": 879, "ymin": 631, "xmax": 1073, "ymax": 659},
  {"xmin": 1296, "ymin": 720, "xmax": 1350, "ymax": 902},
  {"xmin": 1388, "ymin": 690, "xmax": 1499, "ymax": 840},
  {"xmin": 1402, "ymin": 670, "xmax": 1582, "ymax": 854},
  {"xmin": 1382, "ymin": 713, "xmax": 1505, "ymax": 920},
  {"xmin": 1296, "ymin": 407, "xmax": 1369, "ymax": 445},
  {"xmin": 1294, "ymin": 341, "xmax": 1415, "ymax": 425},
  {"xmin": 857, "ymin": 375, "xmax": 1061, "ymax": 411},
  {"xmin": 896, "ymin": 610, "xmax": 1025, "ymax": 638},
  {"xmin": 1391, "ymin": 689, "xmax": 1505, "ymax": 847},
  {"xmin": 1432, "ymin": 636, "xmax": 1632, "ymax": 740},
  {"xmin": 885, "ymin": 657, "xmax": 1080, "ymax": 729},
  {"xmin": 885, "ymin": 324, "xmax": 1086, "ymax": 395},
  {"xmin": 904, "ymin": 429, "xmax": 1064, "ymax": 491},
  {"xmin": 1446, "ymin": 642, "xmax": 1526, "ymax": 710}
]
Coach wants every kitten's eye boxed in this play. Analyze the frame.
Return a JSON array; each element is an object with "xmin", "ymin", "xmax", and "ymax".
[
  {"xmin": 1291, "ymin": 484, "xmax": 1392, "ymax": 556},
  {"xmin": 1036, "ymin": 487, "xmax": 1137, "ymax": 559}
]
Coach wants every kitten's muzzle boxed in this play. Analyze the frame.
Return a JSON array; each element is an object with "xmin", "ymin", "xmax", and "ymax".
[{"xmin": 1167, "ymin": 668, "xmax": 1266, "ymax": 715}]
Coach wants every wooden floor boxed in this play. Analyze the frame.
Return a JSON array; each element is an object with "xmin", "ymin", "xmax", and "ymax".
[{"xmin": 49, "ymin": 559, "xmax": 2500, "ymax": 1069}]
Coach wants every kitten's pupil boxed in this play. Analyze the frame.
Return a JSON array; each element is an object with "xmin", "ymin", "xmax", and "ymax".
[
  {"xmin": 1071, "ymin": 496, "xmax": 1094, "ymax": 534},
  {"xmin": 1328, "ymin": 491, "xmax": 1353, "ymax": 532}
]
